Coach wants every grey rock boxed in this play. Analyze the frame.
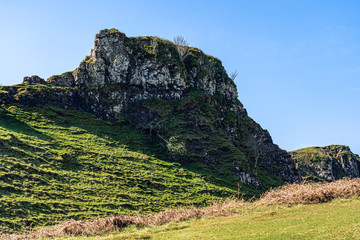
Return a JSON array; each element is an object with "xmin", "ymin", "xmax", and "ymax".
[
  {"xmin": 49, "ymin": 29, "xmax": 239, "ymax": 111},
  {"xmin": 22, "ymin": 75, "xmax": 46, "ymax": 85},
  {"xmin": 290, "ymin": 145, "xmax": 360, "ymax": 181},
  {"xmin": 47, "ymin": 72, "xmax": 75, "ymax": 87}
]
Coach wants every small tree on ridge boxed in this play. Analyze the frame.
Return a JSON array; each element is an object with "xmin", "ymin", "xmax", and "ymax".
[
  {"xmin": 174, "ymin": 36, "xmax": 190, "ymax": 62},
  {"xmin": 230, "ymin": 70, "xmax": 238, "ymax": 81}
]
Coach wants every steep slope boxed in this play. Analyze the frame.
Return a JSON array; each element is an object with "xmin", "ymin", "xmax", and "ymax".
[
  {"xmin": 290, "ymin": 145, "xmax": 360, "ymax": 181},
  {"xmin": 0, "ymin": 104, "xmax": 241, "ymax": 233},
  {"xmin": 0, "ymin": 29, "xmax": 301, "ymax": 232}
]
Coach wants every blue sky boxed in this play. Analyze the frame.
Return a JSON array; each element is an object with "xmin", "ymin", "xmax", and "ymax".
[{"xmin": 0, "ymin": 0, "xmax": 359, "ymax": 153}]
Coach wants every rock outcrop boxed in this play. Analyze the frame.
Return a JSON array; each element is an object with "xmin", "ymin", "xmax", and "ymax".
[
  {"xmin": 22, "ymin": 75, "xmax": 46, "ymax": 85},
  {"xmin": 0, "ymin": 28, "xmax": 301, "ymax": 188},
  {"xmin": 45, "ymin": 29, "xmax": 241, "ymax": 117},
  {"xmin": 47, "ymin": 72, "xmax": 75, "ymax": 87},
  {"xmin": 290, "ymin": 145, "xmax": 360, "ymax": 181}
]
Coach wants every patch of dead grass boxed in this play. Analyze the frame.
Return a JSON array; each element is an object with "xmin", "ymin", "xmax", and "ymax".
[
  {"xmin": 0, "ymin": 199, "xmax": 247, "ymax": 240},
  {"xmin": 258, "ymin": 178, "xmax": 360, "ymax": 205}
]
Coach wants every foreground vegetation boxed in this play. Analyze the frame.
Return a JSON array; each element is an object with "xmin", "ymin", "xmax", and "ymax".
[
  {"xmin": 3, "ymin": 178, "xmax": 360, "ymax": 239},
  {"xmin": 102, "ymin": 198, "xmax": 360, "ymax": 240},
  {"xmin": 0, "ymin": 104, "xmax": 238, "ymax": 233},
  {"xmin": 1, "ymin": 99, "xmax": 359, "ymax": 238}
]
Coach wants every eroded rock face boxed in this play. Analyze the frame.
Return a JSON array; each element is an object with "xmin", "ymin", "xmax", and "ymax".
[
  {"xmin": 242, "ymin": 120, "xmax": 300, "ymax": 184},
  {"xmin": 290, "ymin": 145, "xmax": 360, "ymax": 181},
  {"xmin": 22, "ymin": 75, "xmax": 46, "ymax": 85},
  {"xmin": 46, "ymin": 29, "xmax": 239, "ymax": 115}
]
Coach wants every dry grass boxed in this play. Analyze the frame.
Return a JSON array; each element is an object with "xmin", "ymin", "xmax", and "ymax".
[
  {"xmin": 0, "ymin": 199, "xmax": 247, "ymax": 240},
  {"xmin": 258, "ymin": 177, "xmax": 360, "ymax": 205},
  {"xmin": 2, "ymin": 178, "xmax": 360, "ymax": 240}
]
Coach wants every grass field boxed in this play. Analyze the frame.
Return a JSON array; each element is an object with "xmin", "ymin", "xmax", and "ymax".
[{"xmin": 59, "ymin": 198, "xmax": 360, "ymax": 240}]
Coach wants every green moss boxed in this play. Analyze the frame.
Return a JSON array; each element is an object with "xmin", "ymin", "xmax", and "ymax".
[
  {"xmin": 47, "ymin": 71, "xmax": 75, "ymax": 81},
  {"xmin": 108, "ymin": 28, "xmax": 120, "ymax": 34},
  {"xmin": 290, "ymin": 145, "xmax": 348, "ymax": 155},
  {"xmin": 80, "ymin": 55, "xmax": 94, "ymax": 66}
]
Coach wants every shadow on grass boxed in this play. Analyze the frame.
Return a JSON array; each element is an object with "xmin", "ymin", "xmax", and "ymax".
[
  {"xmin": 0, "ymin": 104, "xmax": 245, "ymax": 195},
  {"xmin": 0, "ymin": 109, "xmax": 53, "ymax": 141},
  {"xmin": 51, "ymin": 108, "xmax": 243, "ymax": 196}
]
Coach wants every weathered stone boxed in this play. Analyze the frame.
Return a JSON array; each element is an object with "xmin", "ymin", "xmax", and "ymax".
[
  {"xmin": 22, "ymin": 75, "xmax": 46, "ymax": 85},
  {"xmin": 290, "ymin": 145, "xmax": 360, "ymax": 181},
  {"xmin": 49, "ymin": 29, "xmax": 239, "ymax": 111},
  {"xmin": 47, "ymin": 72, "xmax": 75, "ymax": 87}
]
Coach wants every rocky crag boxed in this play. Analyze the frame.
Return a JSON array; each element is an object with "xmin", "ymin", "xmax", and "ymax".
[
  {"xmin": 290, "ymin": 145, "xmax": 360, "ymax": 181},
  {"xmin": 0, "ymin": 28, "xmax": 300, "ymax": 189}
]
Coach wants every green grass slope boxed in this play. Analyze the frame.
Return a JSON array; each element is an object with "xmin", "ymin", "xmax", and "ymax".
[
  {"xmin": 0, "ymin": 104, "xmax": 239, "ymax": 233},
  {"xmin": 67, "ymin": 198, "xmax": 360, "ymax": 240}
]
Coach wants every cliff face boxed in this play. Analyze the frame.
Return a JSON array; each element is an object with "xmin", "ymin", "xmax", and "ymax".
[
  {"xmin": 0, "ymin": 29, "xmax": 300, "ymax": 188},
  {"xmin": 290, "ymin": 145, "xmax": 360, "ymax": 181},
  {"xmin": 45, "ymin": 29, "xmax": 241, "ymax": 120}
]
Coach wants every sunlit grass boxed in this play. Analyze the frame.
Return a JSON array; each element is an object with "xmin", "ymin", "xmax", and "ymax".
[
  {"xmin": 0, "ymin": 104, "xmax": 236, "ymax": 233},
  {"xmin": 74, "ymin": 198, "xmax": 360, "ymax": 240}
]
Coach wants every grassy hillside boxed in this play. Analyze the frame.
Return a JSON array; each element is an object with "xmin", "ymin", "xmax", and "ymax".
[
  {"xmin": 0, "ymin": 83, "xmax": 288, "ymax": 190},
  {"xmin": 0, "ymin": 103, "xmax": 243, "ymax": 233}
]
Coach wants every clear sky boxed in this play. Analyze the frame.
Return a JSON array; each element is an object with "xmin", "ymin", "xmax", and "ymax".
[{"xmin": 0, "ymin": 0, "xmax": 359, "ymax": 153}]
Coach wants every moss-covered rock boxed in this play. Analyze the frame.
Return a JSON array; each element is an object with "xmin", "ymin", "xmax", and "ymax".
[{"xmin": 290, "ymin": 145, "xmax": 360, "ymax": 181}]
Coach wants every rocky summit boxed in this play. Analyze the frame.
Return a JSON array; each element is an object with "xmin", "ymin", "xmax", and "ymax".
[
  {"xmin": 290, "ymin": 145, "xmax": 360, "ymax": 181},
  {"xmin": 23, "ymin": 29, "xmax": 240, "ymax": 120},
  {"xmin": 1, "ymin": 28, "xmax": 300, "ymax": 190}
]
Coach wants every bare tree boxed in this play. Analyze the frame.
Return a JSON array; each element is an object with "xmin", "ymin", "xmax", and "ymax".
[
  {"xmin": 230, "ymin": 70, "xmax": 238, "ymax": 81},
  {"xmin": 173, "ymin": 36, "xmax": 190, "ymax": 62},
  {"xmin": 150, "ymin": 38, "xmax": 159, "ymax": 54},
  {"xmin": 248, "ymin": 133, "xmax": 266, "ymax": 169}
]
